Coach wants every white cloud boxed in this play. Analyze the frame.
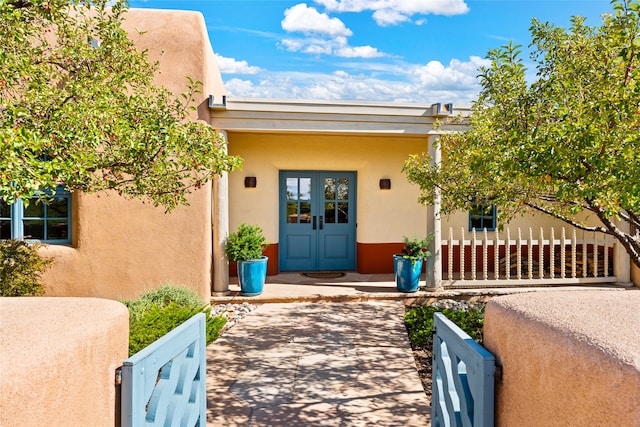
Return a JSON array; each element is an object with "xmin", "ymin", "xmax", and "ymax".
[
  {"xmin": 222, "ymin": 56, "xmax": 488, "ymax": 106},
  {"xmin": 214, "ymin": 54, "xmax": 263, "ymax": 75},
  {"xmin": 282, "ymin": 3, "xmax": 352, "ymax": 37},
  {"xmin": 280, "ymin": 4, "xmax": 384, "ymax": 59},
  {"xmin": 314, "ymin": 0, "xmax": 469, "ymax": 26},
  {"xmin": 335, "ymin": 45, "xmax": 382, "ymax": 58},
  {"xmin": 282, "ymin": 35, "xmax": 383, "ymax": 58},
  {"xmin": 412, "ymin": 56, "xmax": 489, "ymax": 90}
]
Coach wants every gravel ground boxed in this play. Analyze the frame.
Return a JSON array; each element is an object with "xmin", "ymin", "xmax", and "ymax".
[{"xmin": 405, "ymin": 299, "xmax": 486, "ymax": 402}]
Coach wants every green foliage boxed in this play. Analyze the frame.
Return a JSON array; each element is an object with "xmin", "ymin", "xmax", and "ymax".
[
  {"xmin": 400, "ymin": 234, "xmax": 434, "ymax": 260},
  {"xmin": 403, "ymin": 0, "xmax": 640, "ymax": 268},
  {"xmin": 122, "ymin": 283, "xmax": 206, "ymax": 322},
  {"xmin": 405, "ymin": 304, "xmax": 485, "ymax": 349},
  {"xmin": 0, "ymin": 239, "xmax": 52, "ymax": 296},
  {"xmin": 0, "ymin": 0, "xmax": 241, "ymax": 210},
  {"xmin": 225, "ymin": 223, "xmax": 267, "ymax": 262},
  {"xmin": 123, "ymin": 285, "xmax": 226, "ymax": 356}
]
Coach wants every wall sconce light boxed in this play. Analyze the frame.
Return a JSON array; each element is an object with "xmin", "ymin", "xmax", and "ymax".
[
  {"xmin": 244, "ymin": 176, "xmax": 257, "ymax": 188},
  {"xmin": 379, "ymin": 178, "xmax": 391, "ymax": 190}
]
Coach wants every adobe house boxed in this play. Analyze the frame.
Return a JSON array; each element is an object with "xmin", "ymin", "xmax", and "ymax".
[{"xmin": 19, "ymin": 8, "xmax": 637, "ymax": 301}]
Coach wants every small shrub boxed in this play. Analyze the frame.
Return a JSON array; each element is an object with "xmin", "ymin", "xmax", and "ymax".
[
  {"xmin": 400, "ymin": 234, "xmax": 434, "ymax": 260},
  {"xmin": 405, "ymin": 304, "xmax": 485, "ymax": 349},
  {"xmin": 122, "ymin": 284, "xmax": 205, "ymax": 322},
  {"xmin": 0, "ymin": 239, "xmax": 52, "ymax": 296},
  {"xmin": 225, "ymin": 223, "xmax": 267, "ymax": 262},
  {"xmin": 128, "ymin": 303, "xmax": 226, "ymax": 356},
  {"xmin": 123, "ymin": 285, "xmax": 226, "ymax": 356}
]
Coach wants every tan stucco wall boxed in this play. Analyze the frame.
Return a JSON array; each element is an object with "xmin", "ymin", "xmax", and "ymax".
[
  {"xmin": 41, "ymin": 188, "xmax": 213, "ymax": 300},
  {"xmin": 227, "ymin": 132, "xmax": 430, "ymax": 243},
  {"xmin": 0, "ymin": 297, "xmax": 129, "ymax": 427},
  {"xmin": 39, "ymin": 9, "xmax": 224, "ymax": 301},
  {"xmin": 484, "ymin": 291, "xmax": 640, "ymax": 426}
]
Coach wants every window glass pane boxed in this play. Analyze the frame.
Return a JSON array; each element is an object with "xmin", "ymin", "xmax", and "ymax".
[
  {"xmin": 324, "ymin": 202, "xmax": 336, "ymax": 223},
  {"xmin": 0, "ymin": 220, "xmax": 11, "ymax": 239},
  {"xmin": 286, "ymin": 178, "xmax": 298, "ymax": 200},
  {"xmin": 300, "ymin": 202, "xmax": 311, "ymax": 223},
  {"xmin": 470, "ymin": 216, "xmax": 483, "ymax": 230},
  {"xmin": 0, "ymin": 201, "xmax": 10, "ymax": 218},
  {"xmin": 23, "ymin": 202, "xmax": 44, "ymax": 218},
  {"xmin": 469, "ymin": 204, "xmax": 495, "ymax": 230},
  {"xmin": 324, "ymin": 178, "xmax": 335, "ymax": 200},
  {"xmin": 299, "ymin": 178, "xmax": 311, "ymax": 200},
  {"xmin": 47, "ymin": 220, "xmax": 69, "ymax": 240},
  {"xmin": 286, "ymin": 201, "xmax": 298, "ymax": 224},
  {"xmin": 47, "ymin": 198, "xmax": 68, "ymax": 218},
  {"xmin": 337, "ymin": 178, "xmax": 349, "ymax": 200},
  {"xmin": 23, "ymin": 220, "xmax": 44, "ymax": 239},
  {"xmin": 337, "ymin": 202, "xmax": 349, "ymax": 223}
]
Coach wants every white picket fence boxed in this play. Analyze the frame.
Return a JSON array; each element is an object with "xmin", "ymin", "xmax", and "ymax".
[{"xmin": 443, "ymin": 227, "xmax": 618, "ymax": 287}]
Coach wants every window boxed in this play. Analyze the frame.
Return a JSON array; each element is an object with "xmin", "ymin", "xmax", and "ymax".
[
  {"xmin": 469, "ymin": 203, "xmax": 496, "ymax": 231},
  {"xmin": 0, "ymin": 187, "xmax": 71, "ymax": 244}
]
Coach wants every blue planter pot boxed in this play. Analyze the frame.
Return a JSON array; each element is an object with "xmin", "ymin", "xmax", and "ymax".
[
  {"xmin": 394, "ymin": 255, "xmax": 422, "ymax": 293},
  {"xmin": 238, "ymin": 256, "xmax": 268, "ymax": 296}
]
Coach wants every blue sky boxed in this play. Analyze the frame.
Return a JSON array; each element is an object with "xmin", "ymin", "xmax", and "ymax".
[{"xmin": 128, "ymin": 0, "xmax": 614, "ymax": 106}]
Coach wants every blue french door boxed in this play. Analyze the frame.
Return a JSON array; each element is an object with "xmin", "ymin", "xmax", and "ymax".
[{"xmin": 279, "ymin": 171, "xmax": 356, "ymax": 271}]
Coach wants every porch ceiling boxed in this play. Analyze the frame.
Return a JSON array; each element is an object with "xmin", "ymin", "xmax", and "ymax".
[{"xmin": 210, "ymin": 98, "xmax": 471, "ymax": 136}]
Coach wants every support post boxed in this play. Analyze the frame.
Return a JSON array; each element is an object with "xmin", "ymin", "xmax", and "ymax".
[
  {"xmin": 613, "ymin": 220, "xmax": 631, "ymax": 284},
  {"xmin": 212, "ymin": 129, "xmax": 230, "ymax": 294},
  {"xmin": 426, "ymin": 134, "xmax": 442, "ymax": 289}
]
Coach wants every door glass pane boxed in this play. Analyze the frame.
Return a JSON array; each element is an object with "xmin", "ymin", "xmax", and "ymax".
[
  {"xmin": 324, "ymin": 202, "xmax": 335, "ymax": 223},
  {"xmin": 337, "ymin": 178, "xmax": 349, "ymax": 200},
  {"xmin": 324, "ymin": 178, "xmax": 335, "ymax": 200},
  {"xmin": 286, "ymin": 178, "xmax": 298, "ymax": 200},
  {"xmin": 299, "ymin": 178, "xmax": 311, "ymax": 200},
  {"xmin": 23, "ymin": 220, "xmax": 44, "ymax": 239},
  {"xmin": 338, "ymin": 202, "xmax": 349, "ymax": 223},
  {"xmin": 286, "ymin": 201, "xmax": 298, "ymax": 224},
  {"xmin": 300, "ymin": 202, "xmax": 311, "ymax": 223}
]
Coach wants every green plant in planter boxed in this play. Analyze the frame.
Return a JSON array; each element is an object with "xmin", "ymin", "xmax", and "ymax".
[
  {"xmin": 225, "ymin": 223, "xmax": 267, "ymax": 262},
  {"xmin": 400, "ymin": 233, "xmax": 434, "ymax": 262}
]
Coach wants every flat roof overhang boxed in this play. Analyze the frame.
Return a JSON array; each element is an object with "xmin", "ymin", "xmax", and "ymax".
[{"xmin": 210, "ymin": 98, "xmax": 471, "ymax": 136}]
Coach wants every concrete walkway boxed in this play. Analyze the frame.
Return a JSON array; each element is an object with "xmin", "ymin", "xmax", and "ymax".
[
  {"xmin": 206, "ymin": 273, "xmax": 628, "ymax": 426},
  {"xmin": 206, "ymin": 301, "xmax": 430, "ymax": 426}
]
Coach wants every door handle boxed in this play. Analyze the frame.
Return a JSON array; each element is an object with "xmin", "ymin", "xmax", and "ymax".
[
  {"xmin": 319, "ymin": 216, "xmax": 323, "ymax": 230},
  {"xmin": 312, "ymin": 216, "xmax": 317, "ymax": 230}
]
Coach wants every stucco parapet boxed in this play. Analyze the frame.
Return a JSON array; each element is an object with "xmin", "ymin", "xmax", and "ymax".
[
  {"xmin": 0, "ymin": 297, "xmax": 129, "ymax": 366},
  {"xmin": 0, "ymin": 297, "xmax": 129, "ymax": 426},
  {"xmin": 487, "ymin": 290, "xmax": 640, "ymax": 369}
]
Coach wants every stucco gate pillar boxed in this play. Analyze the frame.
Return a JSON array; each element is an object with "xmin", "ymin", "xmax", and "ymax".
[
  {"xmin": 212, "ymin": 129, "xmax": 230, "ymax": 294},
  {"xmin": 425, "ymin": 133, "xmax": 443, "ymax": 290}
]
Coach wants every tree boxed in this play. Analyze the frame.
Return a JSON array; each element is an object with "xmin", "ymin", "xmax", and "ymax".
[
  {"xmin": 403, "ymin": 0, "xmax": 640, "ymax": 269},
  {"xmin": 0, "ymin": 0, "xmax": 241, "ymax": 210}
]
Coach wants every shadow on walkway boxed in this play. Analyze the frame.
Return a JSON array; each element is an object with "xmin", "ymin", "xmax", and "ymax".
[{"xmin": 206, "ymin": 301, "xmax": 430, "ymax": 426}]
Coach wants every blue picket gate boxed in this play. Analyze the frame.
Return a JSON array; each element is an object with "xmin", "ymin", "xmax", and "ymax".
[
  {"xmin": 432, "ymin": 312, "xmax": 495, "ymax": 427},
  {"xmin": 120, "ymin": 313, "xmax": 207, "ymax": 427}
]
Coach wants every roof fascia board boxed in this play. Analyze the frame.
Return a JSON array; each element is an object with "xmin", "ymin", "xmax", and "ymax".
[{"xmin": 211, "ymin": 97, "xmax": 471, "ymax": 135}]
